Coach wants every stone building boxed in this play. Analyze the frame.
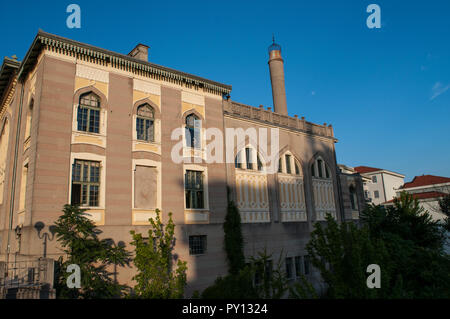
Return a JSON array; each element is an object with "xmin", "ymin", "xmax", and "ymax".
[
  {"xmin": 0, "ymin": 31, "xmax": 347, "ymax": 296},
  {"xmin": 338, "ymin": 164, "xmax": 369, "ymax": 221}
]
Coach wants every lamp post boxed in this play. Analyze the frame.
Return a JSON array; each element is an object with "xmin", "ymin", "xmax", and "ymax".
[{"xmin": 34, "ymin": 222, "xmax": 56, "ymax": 258}]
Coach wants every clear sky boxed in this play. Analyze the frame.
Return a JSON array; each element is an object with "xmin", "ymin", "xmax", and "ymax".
[{"xmin": 1, "ymin": 0, "xmax": 449, "ymax": 182}]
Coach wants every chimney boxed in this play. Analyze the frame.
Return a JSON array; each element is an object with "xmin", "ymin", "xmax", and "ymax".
[
  {"xmin": 268, "ymin": 36, "xmax": 288, "ymax": 115},
  {"xmin": 128, "ymin": 44, "xmax": 149, "ymax": 62}
]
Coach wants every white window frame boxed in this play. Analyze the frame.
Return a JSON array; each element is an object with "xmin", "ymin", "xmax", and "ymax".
[
  {"xmin": 183, "ymin": 164, "xmax": 209, "ymax": 211},
  {"xmin": 68, "ymin": 152, "xmax": 106, "ymax": 209}
]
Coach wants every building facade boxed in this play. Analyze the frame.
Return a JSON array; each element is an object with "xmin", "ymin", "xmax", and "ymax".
[
  {"xmin": 354, "ymin": 166, "xmax": 405, "ymax": 205},
  {"xmin": 0, "ymin": 31, "xmax": 344, "ymax": 295},
  {"xmin": 338, "ymin": 164, "xmax": 369, "ymax": 221}
]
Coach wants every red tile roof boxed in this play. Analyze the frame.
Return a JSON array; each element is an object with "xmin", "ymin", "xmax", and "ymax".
[
  {"xmin": 384, "ymin": 191, "xmax": 447, "ymax": 204},
  {"xmin": 354, "ymin": 166, "xmax": 382, "ymax": 174},
  {"xmin": 402, "ymin": 175, "xmax": 450, "ymax": 189}
]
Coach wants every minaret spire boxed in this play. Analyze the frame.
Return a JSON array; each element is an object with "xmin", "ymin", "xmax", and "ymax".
[{"xmin": 267, "ymin": 37, "xmax": 288, "ymax": 115}]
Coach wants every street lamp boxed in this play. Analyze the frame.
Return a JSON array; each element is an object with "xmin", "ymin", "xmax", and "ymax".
[{"xmin": 34, "ymin": 222, "xmax": 57, "ymax": 258}]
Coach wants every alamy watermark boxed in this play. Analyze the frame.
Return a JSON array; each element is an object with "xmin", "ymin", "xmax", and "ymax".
[
  {"xmin": 170, "ymin": 126, "xmax": 280, "ymax": 174},
  {"xmin": 366, "ymin": 264, "xmax": 381, "ymax": 288},
  {"xmin": 66, "ymin": 4, "xmax": 81, "ymax": 29},
  {"xmin": 366, "ymin": 4, "xmax": 381, "ymax": 29},
  {"xmin": 66, "ymin": 263, "xmax": 81, "ymax": 288}
]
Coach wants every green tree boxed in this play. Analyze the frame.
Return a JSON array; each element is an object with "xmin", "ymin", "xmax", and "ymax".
[
  {"xmin": 248, "ymin": 248, "xmax": 288, "ymax": 299},
  {"xmin": 223, "ymin": 199, "xmax": 245, "ymax": 275},
  {"xmin": 360, "ymin": 192, "xmax": 450, "ymax": 298},
  {"xmin": 361, "ymin": 192, "xmax": 446, "ymax": 251},
  {"xmin": 306, "ymin": 214, "xmax": 397, "ymax": 298},
  {"xmin": 53, "ymin": 205, "xmax": 131, "ymax": 299},
  {"xmin": 201, "ymin": 249, "xmax": 288, "ymax": 299},
  {"xmin": 129, "ymin": 209, "xmax": 187, "ymax": 298},
  {"xmin": 288, "ymin": 275, "xmax": 318, "ymax": 299},
  {"xmin": 201, "ymin": 267, "xmax": 257, "ymax": 299}
]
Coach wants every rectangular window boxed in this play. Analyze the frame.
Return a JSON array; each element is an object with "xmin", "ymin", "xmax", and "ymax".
[
  {"xmin": 185, "ymin": 122, "xmax": 201, "ymax": 149},
  {"xmin": 372, "ymin": 175, "xmax": 377, "ymax": 183},
  {"xmin": 285, "ymin": 155, "xmax": 291, "ymax": 174},
  {"xmin": 295, "ymin": 256, "xmax": 302, "ymax": 277},
  {"xmin": 71, "ymin": 160, "xmax": 100, "ymax": 207},
  {"xmin": 285, "ymin": 257, "xmax": 293, "ymax": 279},
  {"xmin": 350, "ymin": 191, "xmax": 357, "ymax": 210},
  {"xmin": 77, "ymin": 107, "xmax": 88, "ymax": 131},
  {"xmin": 374, "ymin": 190, "xmax": 380, "ymax": 199},
  {"xmin": 317, "ymin": 160, "xmax": 323, "ymax": 178},
  {"xmin": 295, "ymin": 163, "xmax": 300, "ymax": 175},
  {"xmin": 189, "ymin": 235, "xmax": 206, "ymax": 255},
  {"xmin": 278, "ymin": 158, "xmax": 282, "ymax": 173},
  {"xmin": 77, "ymin": 107, "xmax": 99, "ymax": 133},
  {"xmin": 304, "ymin": 255, "xmax": 310, "ymax": 275},
  {"xmin": 245, "ymin": 148, "xmax": 253, "ymax": 170},
  {"xmin": 235, "ymin": 151, "xmax": 242, "ymax": 169},
  {"xmin": 185, "ymin": 170, "xmax": 204, "ymax": 209},
  {"xmin": 136, "ymin": 118, "xmax": 154, "ymax": 142}
]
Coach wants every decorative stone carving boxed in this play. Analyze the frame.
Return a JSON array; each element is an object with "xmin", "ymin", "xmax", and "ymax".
[{"xmin": 76, "ymin": 64, "xmax": 109, "ymax": 83}]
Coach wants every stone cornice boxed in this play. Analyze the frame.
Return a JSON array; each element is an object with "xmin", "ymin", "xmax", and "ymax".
[
  {"xmin": 18, "ymin": 30, "xmax": 231, "ymax": 96},
  {"xmin": 0, "ymin": 57, "xmax": 20, "ymax": 118},
  {"xmin": 223, "ymin": 100, "xmax": 337, "ymax": 141}
]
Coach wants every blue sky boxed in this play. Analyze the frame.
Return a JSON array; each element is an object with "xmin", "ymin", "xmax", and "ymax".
[{"xmin": 1, "ymin": 0, "xmax": 449, "ymax": 181}]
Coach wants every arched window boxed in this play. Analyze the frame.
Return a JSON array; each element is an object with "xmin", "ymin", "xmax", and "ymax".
[
  {"xmin": 185, "ymin": 114, "xmax": 201, "ymax": 149},
  {"xmin": 311, "ymin": 156, "xmax": 336, "ymax": 220},
  {"xmin": 136, "ymin": 104, "xmax": 155, "ymax": 142},
  {"xmin": 77, "ymin": 92, "xmax": 100, "ymax": 133},
  {"xmin": 234, "ymin": 146, "xmax": 269, "ymax": 223},
  {"xmin": 235, "ymin": 147, "xmax": 263, "ymax": 171},
  {"xmin": 277, "ymin": 152, "xmax": 306, "ymax": 222},
  {"xmin": 278, "ymin": 153, "xmax": 301, "ymax": 175},
  {"xmin": 311, "ymin": 158, "xmax": 330, "ymax": 179}
]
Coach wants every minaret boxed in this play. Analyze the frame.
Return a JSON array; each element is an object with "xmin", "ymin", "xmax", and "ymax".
[{"xmin": 268, "ymin": 36, "xmax": 288, "ymax": 115}]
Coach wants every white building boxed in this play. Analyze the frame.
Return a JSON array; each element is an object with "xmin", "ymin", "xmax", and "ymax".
[
  {"xmin": 385, "ymin": 175, "xmax": 450, "ymax": 221},
  {"xmin": 354, "ymin": 166, "xmax": 405, "ymax": 205}
]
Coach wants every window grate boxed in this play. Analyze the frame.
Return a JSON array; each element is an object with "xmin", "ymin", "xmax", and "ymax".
[{"xmin": 189, "ymin": 235, "xmax": 206, "ymax": 255}]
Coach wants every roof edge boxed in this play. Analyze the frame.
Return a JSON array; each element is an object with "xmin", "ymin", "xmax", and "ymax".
[{"xmin": 18, "ymin": 30, "xmax": 232, "ymax": 94}]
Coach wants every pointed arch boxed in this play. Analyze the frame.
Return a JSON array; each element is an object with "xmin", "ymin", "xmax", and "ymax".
[
  {"xmin": 73, "ymin": 85, "xmax": 108, "ymax": 109},
  {"xmin": 308, "ymin": 152, "xmax": 337, "ymax": 220},
  {"xmin": 133, "ymin": 97, "xmax": 161, "ymax": 120},
  {"xmin": 233, "ymin": 143, "xmax": 270, "ymax": 223},
  {"xmin": 309, "ymin": 152, "xmax": 333, "ymax": 179},
  {"xmin": 278, "ymin": 150, "xmax": 304, "ymax": 176},
  {"xmin": 181, "ymin": 108, "xmax": 204, "ymax": 122},
  {"xmin": 234, "ymin": 144, "xmax": 265, "ymax": 172}
]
